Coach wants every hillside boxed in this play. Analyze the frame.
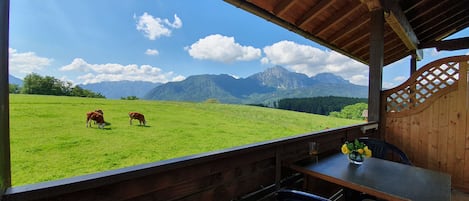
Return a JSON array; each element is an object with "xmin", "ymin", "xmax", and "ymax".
[
  {"xmin": 8, "ymin": 74, "xmax": 23, "ymax": 85},
  {"xmin": 9, "ymin": 94, "xmax": 361, "ymax": 186},
  {"xmin": 144, "ymin": 66, "xmax": 368, "ymax": 104}
]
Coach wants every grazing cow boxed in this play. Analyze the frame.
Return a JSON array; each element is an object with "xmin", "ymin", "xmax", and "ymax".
[
  {"xmin": 86, "ymin": 111, "xmax": 105, "ymax": 128},
  {"xmin": 129, "ymin": 112, "xmax": 146, "ymax": 126},
  {"xmin": 92, "ymin": 109, "xmax": 103, "ymax": 124}
]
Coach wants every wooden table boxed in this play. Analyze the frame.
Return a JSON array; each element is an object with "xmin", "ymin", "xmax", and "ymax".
[{"xmin": 290, "ymin": 153, "xmax": 451, "ymax": 201}]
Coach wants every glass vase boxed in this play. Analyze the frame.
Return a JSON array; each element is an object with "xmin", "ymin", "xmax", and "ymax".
[{"xmin": 348, "ymin": 151, "xmax": 365, "ymax": 165}]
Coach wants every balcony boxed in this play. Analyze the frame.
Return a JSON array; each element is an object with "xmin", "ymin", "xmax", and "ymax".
[{"xmin": 1, "ymin": 0, "xmax": 469, "ymax": 200}]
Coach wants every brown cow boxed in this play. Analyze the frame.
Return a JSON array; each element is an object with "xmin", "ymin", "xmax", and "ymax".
[
  {"xmin": 86, "ymin": 111, "xmax": 105, "ymax": 128},
  {"xmin": 129, "ymin": 112, "xmax": 146, "ymax": 126},
  {"xmin": 91, "ymin": 109, "xmax": 103, "ymax": 124}
]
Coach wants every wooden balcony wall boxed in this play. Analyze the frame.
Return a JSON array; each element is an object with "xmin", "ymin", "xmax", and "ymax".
[
  {"xmin": 381, "ymin": 55, "xmax": 469, "ymax": 192},
  {"xmin": 3, "ymin": 123, "xmax": 377, "ymax": 201}
]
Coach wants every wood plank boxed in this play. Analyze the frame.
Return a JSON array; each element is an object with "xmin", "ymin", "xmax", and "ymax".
[
  {"xmin": 384, "ymin": 118, "xmax": 395, "ymax": 143},
  {"xmin": 446, "ymin": 92, "xmax": 458, "ymax": 182},
  {"xmin": 428, "ymin": 101, "xmax": 439, "ymax": 171},
  {"xmin": 419, "ymin": 107, "xmax": 430, "ymax": 167},
  {"xmin": 409, "ymin": 115, "xmax": 420, "ymax": 163},
  {"xmin": 462, "ymin": 61, "xmax": 469, "ymax": 189},
  {"xmin": 394, "ymin": 118, "xmax": 403, "ymax": 148},
  {"xmin": 454, "ymin": 61, "xmax": 467, "ymax": 190},
  {"xmin": 402, "ymin": 116, "xmax": 411, "ymax": 159},
  {"xmin": 438, "ymin": 95, "xmax": 449, "ymax": 172},
  {"xmin": 438, "ymin": 124, "xmax": 449, "ymax": 172}
]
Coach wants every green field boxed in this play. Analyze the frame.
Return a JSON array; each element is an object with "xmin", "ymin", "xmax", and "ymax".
[{"xmin": 9, "ymin": 94, "xmax": 362, "ymax": 186}]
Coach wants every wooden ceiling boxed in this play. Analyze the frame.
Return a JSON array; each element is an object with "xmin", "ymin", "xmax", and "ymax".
[{"xmin": 224, "ymin": 0, "xmax": 469, "ymax": 66}]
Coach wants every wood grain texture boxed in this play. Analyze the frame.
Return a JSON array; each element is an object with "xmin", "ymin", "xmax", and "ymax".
[{"xmin": 383, "ymin": 56, "xmax": 469, "ymax": 192}]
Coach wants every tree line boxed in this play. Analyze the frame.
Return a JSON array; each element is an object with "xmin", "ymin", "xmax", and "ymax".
[
  {"xmin": 274, "ymin": 96, "xmax": 368, "ymax": 120},
  {"xmin": 9, "ymin": 73, "xmax": 105, "ymax": 98}
]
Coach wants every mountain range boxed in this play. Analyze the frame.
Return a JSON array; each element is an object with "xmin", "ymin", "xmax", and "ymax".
[
  {"xmin": 8, "ymin": 75, "xmax": 23, "ymax": 85},
  {"xmin": 79, "ymin": 81, "xmax": 161, "ymax": 99},
  {"xmin": 144, "ymin": 66, "xmax": 368, "ymax": 104},
  {"xmin": 8, "ymin": 66, "xmax": 368, "ymax": 103},
  {"xmin": 8, "ymin": 75, "xmax": 159, "ymax": 99}
]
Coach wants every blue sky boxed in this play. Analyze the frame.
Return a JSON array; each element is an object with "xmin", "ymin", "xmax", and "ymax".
[{"xmin": 8, "ymin": 0, "xmax": 469, "ymax": 88}]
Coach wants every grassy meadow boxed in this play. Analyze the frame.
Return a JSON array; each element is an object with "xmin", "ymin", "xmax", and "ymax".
[{"xmin": 9, "ymin": 94, "xmax": 362, "ymax": 186}]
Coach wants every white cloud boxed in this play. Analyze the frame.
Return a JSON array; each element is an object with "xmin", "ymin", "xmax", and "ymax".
[
  {"xmin": 262, "ymin": 41, "xmax": 369, "ymax": 85},
  {"xmin": 145, "ymin": 49, "xmax": 159, "ymax": 56},
  {"xmin": 165, "ymin": 14, "xmax": 182, "ymax": 29},
  {"xmin": 383, "ymin": 82, "xmax": 396, "ymax": 89},
  {"xmin": 8, "ymin": 48, "xmax": 53, "ymax": 76},
  {"xmin": 171, "ymin": 75, "xmax": 186, "ymax": 82},
  {"xmin": 393, "ymin": 76, "xmax": 407, "ymax": 83},
  {"xmin": 186, "ymin": 34, "xmax": 261, "ymax": 63},
  {"xmin": 382, "ymin": 76, "xmax": 408, "ymax": 89},
  {"xmin": 60, "ymin": 58, "xmax": 184, "ymax": 84},
  {"xmin": 135, "ymin": 12, "xmax": 182, "ymax": 40}
]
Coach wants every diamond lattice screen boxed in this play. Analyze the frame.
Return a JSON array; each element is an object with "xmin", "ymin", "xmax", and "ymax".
[{"xmin": 385, "ymin": 61, "xmax": 460, "ymax": 112}]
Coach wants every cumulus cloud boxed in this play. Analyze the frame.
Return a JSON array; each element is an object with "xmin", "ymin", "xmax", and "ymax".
[
  {"xmin": 8, "ymin": 48, "xmax": 53, "ymax": 76},
  {"xmin": 186, "ymin": 34, "xmax": 261, "ymax": 63},
  {"xmin": 60, "ymin": 58, "xmax": 185, "ymax": 84},
  {"xmin": 135, "ymin": 12, "xmax": 182, "ymax": 40},
  {"xmin": 383, "ymin": 76, "xmax": 408, "ymax": 89},
  {"xmin": 145, "ymin": 49, "xmax": 159, "ymax": 56},
  {"xmin": 393, "ymin": 76, "xmax": 407, "ymax": 83},
  {"xmin": 262, "ymin": 40, "xmax": 369, "ymax": 85}
]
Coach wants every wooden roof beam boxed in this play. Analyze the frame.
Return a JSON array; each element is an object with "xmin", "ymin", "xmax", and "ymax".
[
  {"xmin": 382, "ymin": 0, "xmax": 422, "ymax": 60},
  {"xmin": 329, "ymin": 13, "xmax": 369, "ymax": 44},
  {"xmin": 296, "ymin": 0, "xmax": 334, "ymax": 27},
  {"xmin": 313, "ymin": 2, "xmax": 363, "ymax": 36},
  {"xmin": 273, "ymin": 0, "xmax": 295, "ymax": 16},
  {"xmin": 420, "ymin": 37, "xmax": 469, "ymax": 51}
]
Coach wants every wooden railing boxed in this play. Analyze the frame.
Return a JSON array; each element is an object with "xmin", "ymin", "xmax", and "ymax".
[
  {"xmin": 2, "ymin": 123, "xmax": 377, "ymax": 201},
  {"xmin": 382, "ymin": 55, "xmax": 469, "ymax": 192}
]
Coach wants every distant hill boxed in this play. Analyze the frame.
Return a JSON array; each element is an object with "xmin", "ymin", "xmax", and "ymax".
[
  {"xmin": 144, "ymin": 66, "xmax": 368, "ymax": 104},
  {"xmin": 79, "ymin": 81, "xmax": 161, "ymax": 99},
  {"xmin": 9, "ymin": 74, "xmax": 23, "ymax": 85}
]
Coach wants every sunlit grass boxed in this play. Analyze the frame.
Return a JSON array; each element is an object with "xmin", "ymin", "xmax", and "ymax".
[{"xmin": 9, "ymin": 94, "xmax": 361, "ymax": 186}]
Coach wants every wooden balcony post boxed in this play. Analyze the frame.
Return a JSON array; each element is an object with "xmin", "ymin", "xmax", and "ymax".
[
  {"xmin": 0, "ymin": 0, "xmax": 11, "ymax": 193},
  {"xmin": 410, "ymin": 53, "xmax": 417, "ymax": 75},
  {"xmin": 368, "ymin": 8, "xmax": 384, "ymax": 122}
]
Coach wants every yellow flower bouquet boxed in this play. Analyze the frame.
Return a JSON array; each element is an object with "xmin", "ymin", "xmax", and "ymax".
[{"xmin": 341, "ymin": 139, "xmax": 372, "ymax": 164}]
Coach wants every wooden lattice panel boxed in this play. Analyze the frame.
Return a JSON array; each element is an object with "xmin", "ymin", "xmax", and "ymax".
[{"xmin": 383, "ymin": 56, "xmax": 469, "ymax": 113}]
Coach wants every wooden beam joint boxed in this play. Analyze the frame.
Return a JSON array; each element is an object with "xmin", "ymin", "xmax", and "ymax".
[{"xmin": 361, "ymin": 0, "xmax": 382, "ymax": 11}]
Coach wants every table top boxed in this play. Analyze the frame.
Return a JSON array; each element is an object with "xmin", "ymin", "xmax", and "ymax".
[{"xmin": 290, "ymin": 153, "xmax": 451, "ymax": 201}]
